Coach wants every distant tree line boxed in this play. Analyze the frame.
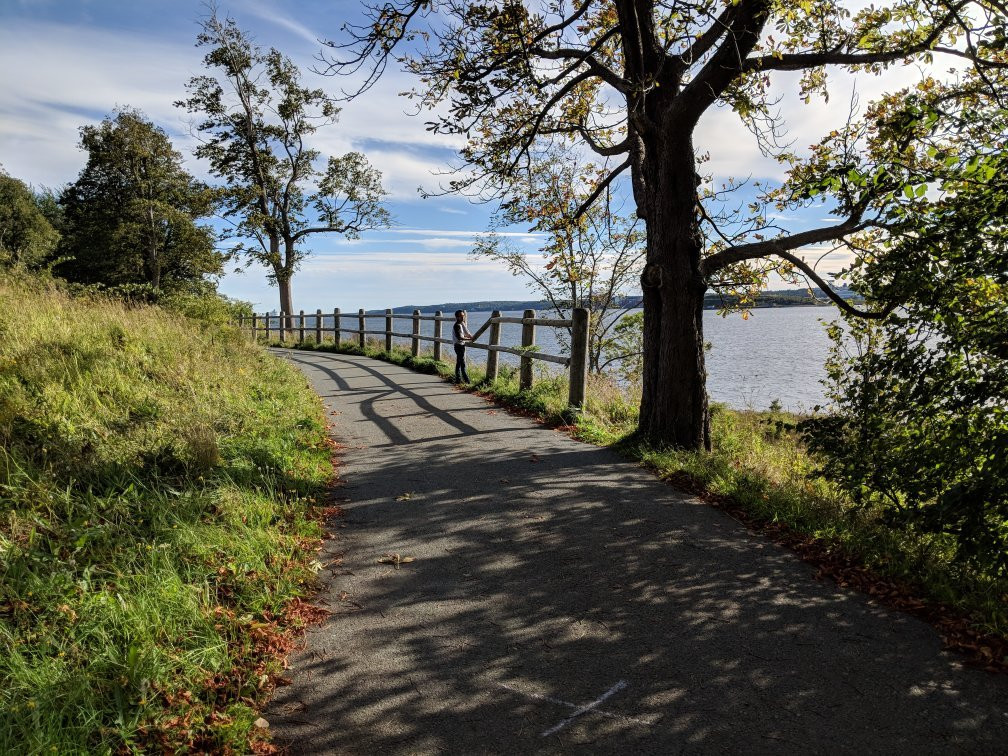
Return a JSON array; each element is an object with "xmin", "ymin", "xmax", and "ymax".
[{"xmin": 383, "ymin": 288, "xmax": 860, "ymax": 315}]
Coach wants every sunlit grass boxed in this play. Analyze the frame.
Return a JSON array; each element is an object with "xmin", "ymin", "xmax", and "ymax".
[{"xmin": 1, "ymin": 274, "xmax": 331, "ymax": 752}]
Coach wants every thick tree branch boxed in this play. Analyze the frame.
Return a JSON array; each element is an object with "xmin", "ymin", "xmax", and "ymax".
[
  {"xmin": 577, "ymin": 125, "xmax": 630, "ymax": 156},
  {"xmin": 570, "ymin": 157, "xmax": 632, "ymax": 222},
  {"xmin": 701, "ymin": 216, "xmax": 869, "ymax": 276},
  {"xmin": 674, "ymin": 0, "xmax": 771, "ymax": 127},
  {"xmin": 744, "ymin": 3, "xmax": 964, "ymax": 73},
  {"xmin": 678, "ymin": 3, "xmax": 738, "ymax": 66},
  {"xmin": 768, "ymin": 249, "xmax": 892, "ymax": 319},
  {"xmin": 701, "ymin": 215, "xmax": 895, "ymax": 318},
  {"xmin": 532, "ymin": 44, "xmax": 629, "ymax": 93}
]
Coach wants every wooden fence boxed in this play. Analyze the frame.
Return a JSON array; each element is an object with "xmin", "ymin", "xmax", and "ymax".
[{"xmin": 240, "ymin": 307, "xmax": 590, "ymax": 409}]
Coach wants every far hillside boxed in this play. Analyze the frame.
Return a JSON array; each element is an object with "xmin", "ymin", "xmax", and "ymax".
[{"xmin": 376, "ymin": 287, "xmax": 862, "ymax": 315}]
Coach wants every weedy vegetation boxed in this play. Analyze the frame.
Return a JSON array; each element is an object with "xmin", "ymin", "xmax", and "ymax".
[{"xmin": 1, "ymin": 273, "xmax": 332, "ymax": 753}]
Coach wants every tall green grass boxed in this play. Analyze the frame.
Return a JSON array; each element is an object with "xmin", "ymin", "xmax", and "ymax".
[
  {"xmin": 1, "ymin": 275, "xmax": 332, "ymax": 753},
  {"xmin": 285, "ymin": 336, "xmax": 1007, "ymax": 637}
]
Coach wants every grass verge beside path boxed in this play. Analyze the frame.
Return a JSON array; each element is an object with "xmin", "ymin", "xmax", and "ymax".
[
  {"xmin": 1, "ymin": 275, "xmax": 333, "ymax": 753},
  {"xmin": 281, "ymin": 337, "xmax": 1008, "ymax": 664}
]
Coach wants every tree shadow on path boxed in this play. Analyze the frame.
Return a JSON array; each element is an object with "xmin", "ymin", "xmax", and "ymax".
[{"xmin": 269, "ymin": 350, "xmax": 1008, "ymax": 755}]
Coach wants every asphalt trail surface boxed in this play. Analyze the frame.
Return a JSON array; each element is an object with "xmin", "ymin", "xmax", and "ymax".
[{"xmin": 267, "ymin": 349, "xmax": 1008, "ymax": 754}]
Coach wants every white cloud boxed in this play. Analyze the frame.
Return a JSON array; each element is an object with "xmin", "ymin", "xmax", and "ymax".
[
  {"xmin": 0, "ymin": 16, "xmax": 461, "ymax": 190},
  {"xmin": 236, "ymin": 0, "xmax": 321, "ymax": 47},
  {"xmin": 0, "ymin": 20, "xmax": 206, "ymax": 185},
  {"xmin": 385, "ymin": 228, "xmax": 543, "ymax": 240},
  {"xmin": 697, "ymin": 66, "xmax": 935, "ymax": 187},
  {"xmin": 219, "ymin": 250, "xmax": 532, "ymax": 310}
]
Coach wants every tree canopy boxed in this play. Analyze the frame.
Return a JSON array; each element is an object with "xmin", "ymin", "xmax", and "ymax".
[
  {"xmin": 803, "ymin": 91, "xmax": 1008, "ymax": 574},
  {"xmin": 325, "ymin": 0, "xmax": 1008, "ymax": 448},
  {"xmin": 0, "ymin": 172, "xmax": 60, "ymax": 270},
  {"xmin": 177, "ymin": 11, "xmax": 390, "ymax": 321},
  {"xmin": 57, "ymin": 109, "xmax": 221, "ymax": 292}
]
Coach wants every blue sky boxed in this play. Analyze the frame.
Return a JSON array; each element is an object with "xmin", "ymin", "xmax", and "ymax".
[{"xmin": 0, "ymin": 0, "xmax": 888, "ymax": 312}]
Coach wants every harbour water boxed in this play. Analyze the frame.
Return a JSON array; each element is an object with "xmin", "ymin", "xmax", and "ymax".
[{"xmin": 275, "ymin": 306, "xmax": 837, "ymax": 413}]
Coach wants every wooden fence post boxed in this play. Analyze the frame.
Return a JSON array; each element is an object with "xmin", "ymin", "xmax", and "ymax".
[
  {"xmin": 520, "ymin": 309, "xmax": 536, "ymax": 391},
  {"xmin": 568, "ymin": 307, "xmax": 590, "ymax": 409},
  {"xmin": 433, "ymin": 311, "xmax": 443, "ymax": 361},
  {"xmin": 486, "ymin": 310, "xmax": 502, "ymax": 382},
  {"xmin": 358, "ymin": 309, "xmax": 366, "ymax": 348},
  {"xmin": 249, "ymin": 313, "xmax": 257, "ymax": 341},
  {"xmin": 385, "ymin": 309, "xmax": 393, "ymax": 352},
  {"xmin": 334, "ymin": 308, "xmax": 341, "ymax": 345},
  {"xmin": 265, "ymin": 313, "xmax": 271, "ymax": 342},
  {"xmin": 298, "ymin": 310, "xmax": 305, "ymax": 343},
  {"xmin": 411, "ymin": 309, "xmax": 420, "ymax": 356},
  {"xmin": 315, "ymin": 309, "xmax": 322, "ymax": 344},
  {"xmin": 279, "ymin": 312, "xmax": 286, "ymax": 344}
]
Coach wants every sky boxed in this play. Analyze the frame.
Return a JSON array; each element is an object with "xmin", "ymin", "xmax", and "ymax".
[{"xmin": 0, "ymin": 0, "xmax": 902, "ymax": 312}]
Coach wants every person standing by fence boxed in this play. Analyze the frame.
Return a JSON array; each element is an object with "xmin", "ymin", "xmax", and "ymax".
[{"xmin": 452, "ymin": 310, "xmax": 473, "ymax": 383}]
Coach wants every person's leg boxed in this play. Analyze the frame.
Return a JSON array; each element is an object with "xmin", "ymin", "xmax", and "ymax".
[
  {"xmin": 454, "ymin": 344, "xmax": 465, "ymax": 382},
  {"xmin": 460, "ymin": 346, "xmax": 470, "ymax": 383}
]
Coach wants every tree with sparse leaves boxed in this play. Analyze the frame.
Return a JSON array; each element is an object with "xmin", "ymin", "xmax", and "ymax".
[
  {"xmin": 57, "ymin": 109, "xmax": 220, "ymax": 291},
  {"xmin": 474, "ymin": 150, "xmax": 644, "ymax": 372},
  {"xmin": 177, "ymin": 11, "xmax": 389, "ymax": 325},
  {"xmin": 324, "ymin": 0, "xmax": 1008, "ymax": 449}
]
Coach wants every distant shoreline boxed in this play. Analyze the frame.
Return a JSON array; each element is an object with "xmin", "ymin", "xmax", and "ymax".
[{"xmin": 377, "ymin": 289, "xmax": 862, "ymax": 315}]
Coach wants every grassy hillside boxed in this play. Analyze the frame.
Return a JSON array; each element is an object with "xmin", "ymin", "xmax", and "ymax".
[{"xmin": 0, "ymin": 274, "xmax": 332, "ymax": 753}]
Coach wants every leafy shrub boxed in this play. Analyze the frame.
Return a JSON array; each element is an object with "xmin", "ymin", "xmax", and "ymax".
[{"xmin": 803, "ymin": 145, "xmax": 1008, "ymax": 575}]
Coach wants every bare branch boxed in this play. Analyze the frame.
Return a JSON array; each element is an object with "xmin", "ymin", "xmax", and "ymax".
[
  {"xmin": 770, "ymin": 249, "xmax": 892, "ymax": 319},
  {"xmin": 701, "ymin": 215, "xmax": 871, "ymax": 276},
  {"xmin": 571, "ymin": 158, "xmax": 632, "ymax": 222}
]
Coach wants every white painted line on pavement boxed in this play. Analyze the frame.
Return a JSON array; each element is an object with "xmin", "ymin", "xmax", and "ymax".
[
  {"xmin": 540, "ymin": 679, "xmax": 629, "ymax": 736},
  {"xmin": 496, "ymin": 680, "xmax": 654, "ymax": 735}
]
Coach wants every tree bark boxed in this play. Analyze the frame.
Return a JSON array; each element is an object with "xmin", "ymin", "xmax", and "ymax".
[
  {"xmin": 636, "ymin": 126, "xmax": 711, "ymax": 450},
  {"xmin": 278, "ymin": 275, "xmax": 294, "ymax": 334}
]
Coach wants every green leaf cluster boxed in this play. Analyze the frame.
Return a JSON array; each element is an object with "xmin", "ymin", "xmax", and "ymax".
[
  {"xmin": 54, "ymin": 108, "xmax": 221, "ymax": 293},
  {"xmin": 0, "ymin": 172, "xmax": 60, "ymax": 270},
  {"xmin": 803, "ymin": 138, "xmax": 1008, "ymax": 574}
]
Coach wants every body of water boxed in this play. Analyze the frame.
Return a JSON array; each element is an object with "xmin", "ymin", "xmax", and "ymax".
[{"xmin": 270, "ymin": 306, "xmax": 836, "ymax": 413}]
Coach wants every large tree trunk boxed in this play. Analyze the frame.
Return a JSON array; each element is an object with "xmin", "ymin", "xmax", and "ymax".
[
  {"xmin": 636, "ymin": 129, "xmax": 711, "ymax": 450},
  {"xmin": 278, "ymin": 274, "xmax": 294, "ymax": 334}
]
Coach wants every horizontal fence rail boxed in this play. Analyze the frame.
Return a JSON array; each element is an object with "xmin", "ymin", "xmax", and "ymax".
[{"xmin": 239, "ymin": 307, "xmax": 591, "ymax": 409}]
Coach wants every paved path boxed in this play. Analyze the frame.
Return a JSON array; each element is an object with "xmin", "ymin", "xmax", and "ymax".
[{"xmin": 267, "ymin": 350, "xmax": 1008, "ymax": 754}]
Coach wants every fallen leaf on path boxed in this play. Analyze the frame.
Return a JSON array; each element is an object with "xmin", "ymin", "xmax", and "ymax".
[
  {"xmin": 378, "ymin": 553, "xmax": 416, "ymax": 569},
  {"xmin": 253, "ymin": 717, "xmax": 270, "ymax": 729},
  {"xmin": 529, "ymin": 454, "xmax": 541, "ymax": 463},
  {"xmin": 395, "ymin": 492, "xmax": 414, "ymax": 501}
]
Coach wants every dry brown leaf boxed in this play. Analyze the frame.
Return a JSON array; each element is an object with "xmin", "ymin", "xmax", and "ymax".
[{"xmin": 377, "ymin": 553, "xmax": 416, "ymax": 569}]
